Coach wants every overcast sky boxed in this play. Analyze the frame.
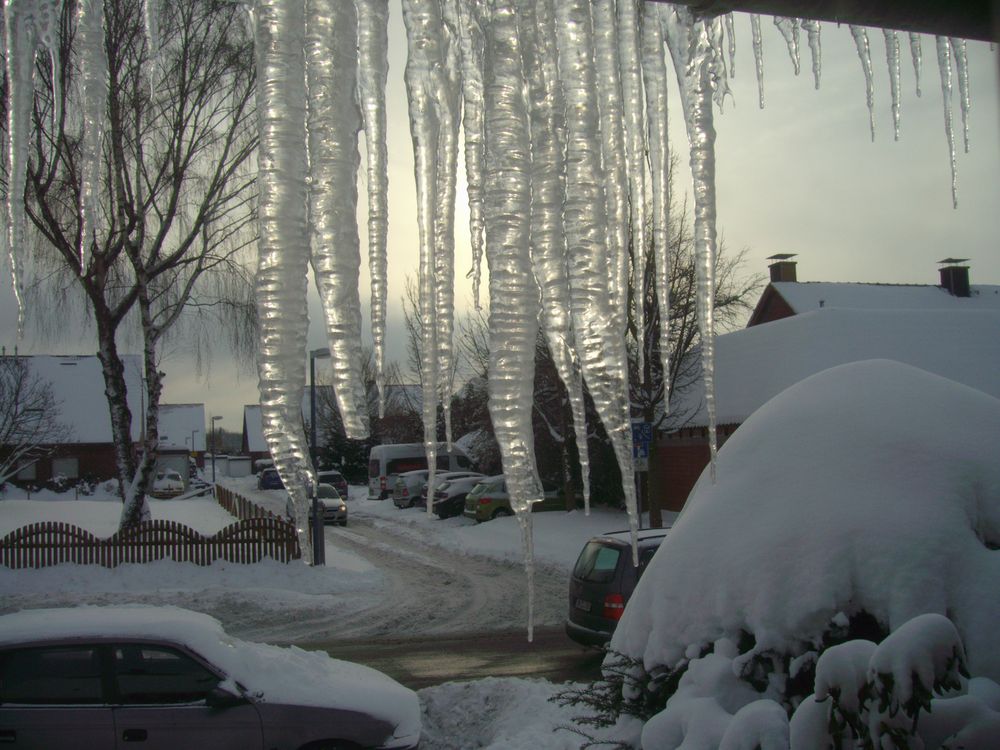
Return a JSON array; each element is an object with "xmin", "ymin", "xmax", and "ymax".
[{"xmin": 1, "ymin": 10, "xmax": 997, "ymax": 433}]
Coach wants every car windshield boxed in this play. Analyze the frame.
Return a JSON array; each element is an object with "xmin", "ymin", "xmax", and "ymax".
[
  {"xmin": 573, "ymin": 541, "xmax": 622, "ymax": 583},
  {"xmin": 316, "ymin": 484, "xmax": 340, "ymax": 499}
]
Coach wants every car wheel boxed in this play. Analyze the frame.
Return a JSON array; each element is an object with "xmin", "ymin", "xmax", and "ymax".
[{"xmin": 491, "ymin": 507, "xmax": 512, "ymax": 519}]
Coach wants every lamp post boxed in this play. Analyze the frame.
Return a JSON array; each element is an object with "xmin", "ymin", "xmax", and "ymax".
[
  {"xmin": 309, "ymin": 347, "xmax": 330, "ymax": 566},
  {"xmin": 211, "ymin": 416, "xmax": 223, "ymax": 484}
]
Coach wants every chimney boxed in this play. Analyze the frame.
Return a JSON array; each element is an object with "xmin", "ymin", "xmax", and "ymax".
[
  {"xmin": 767, "ymin": 253, "xmax": 798, "ymax": 283},
  {"xmin": 938, "ymin": 258, "xmax": 971, "ymax": 297}
]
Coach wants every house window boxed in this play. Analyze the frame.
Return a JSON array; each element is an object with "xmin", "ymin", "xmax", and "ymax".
[
  {"xmin": 16, "ymin": 463, "xmax": 37, "ymax": 481},
  {"xmin": 51, "ymin": 457, "xmax": 79, "ymax": 480}
]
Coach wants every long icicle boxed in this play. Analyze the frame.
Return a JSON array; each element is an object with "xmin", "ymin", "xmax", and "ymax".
[
  {"xmin": 555, "ymin": 0, "xmax": 638, "ymax": 563},
  {"xmin": 750, "ymin": 14, "xmax": 764, "ymax": 108},
  {"xmin": 909, "ymin": 32, "xmax": 923, "ymax": 97},
  {"xmin": 402, "ymin": 0, "xmax": 442, "ymax": 512},
  {"xmin": 454, "ymin": 0, "xmax": 487, "ymax": 310},
  {"xmin": 77, "ymin": 0, "xmax": 107, "ymax": 272},
  {"xmin": 949, "ymin": 38, "xmax": 970, "ymax": 153},
  {"xmin": 483, "ymin": 0, "xmax": 542, "ymax": 641},
  {"xmin": 662, "ymin": 7, "xmax": 721, "ymax": 483},
  {"xmin": 724, "ymin": 12, "xmax": 735, "ymax": 77},
  {"xmin": 883, "ymin": 30, "xmax": 901, "ymax": 140},
  {"xmin": 773, "ymin": 17, "xmax": 800, "ymax": 75},
  {"xmin": 306, "ymin": 0, "xmax": 369, "ymax": 440},
  {"xmin": 802, "ymin": 19, "xmax": 821, "ymax": 89},
  {"xmin": 356, "ymin": 0, "xmax": 390, "ymax": 418},
  {"xmin": 641, "ymin": 1, "xmax": 671, "ymax": 403},
  {"xmin": 935, "ymin": 36, "xmax": 957, "ymax": 208},
  {"xmin": 849, "ymin": 25, "xmax": 876, "ymax": 141},
  {"xmin": 523, "ymin": 0, "xmax": 591, "ymax": 513},
  {"xmin": 254, "ymin": 0, "xmax": 313, "ymax": 562}
]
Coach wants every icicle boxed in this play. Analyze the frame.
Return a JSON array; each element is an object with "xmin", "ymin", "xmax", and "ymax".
[
  {"xmin": 801, "ymin": 19, "xmax": 821, "ymax": 89},
  {"xmin": 618, "ymin": 0, "xmax": 647, "ymax": 381},
  {"xmin": 909, "ymin": 32, "xmax": 922, "ymax": 97},
  {"xmin": 483, "ymin": 0, "xmax": 542, "ymax": 640},
  {"xmin": 592, "ymin": 0, "xmax": 629, "ymax": 349},
  {"xmin": 305, "ymin": 0, "xmax": 370, "ymax": 440},
  {"xmin": 254, "ymin": 0, "xmax": 314, "ymax": 563},
  {"xmin": 949, "ymin": 38, "xmax": 970, "ymax": 153},
  {"xmin": 555, "ymin": 0, "xmax": 637, "ymax": 562},
  {"xmin": 849, "ymin": 25, "xmax": 875, "ymax": 141},
  {"xmin": 435, "ymin": 0, "xmax": 463, "ymax": 451},
  {"xmin": 142, "ymin": 0, "xmax": 159, "ymax": 92},
  {"xmin": 522, "ymin": 0, "xmax": 591, "ymax": 512},
  {"xmin": 454, "ymin": 0, "xmax": 487, "ymax": 310},
  {"xmin": 706, "ymin": 15, "xmax": 730, "ymax": 110},
  {"xmin": 355, "ymin": 0, "xmax": 389, "ymax": 418},
  {"xmin": 641, "ymin": 3, "xmax": 671, "ymax": 416},
  {"xmin": 402, "ymin": 0, "xmax": 442, "ymax": 514},
  {"xmin": 935, "ymin": 36, "xmax": 958, "ymax": 208},
  {"xmin": 883, "ymin": 30, "xmax": 901, "ymax": 140},
  {"xmin": 34, "ymin": 0, "xmax": 60, "ymax": 130},
  {"xmin": 4, "ymin": 0, "xmax": 40, "ymax": 338},
  {"xmin": 750, "ymin": 14, "xmax": 764, "ymax": 108},
  {"xmin": 724, "ymin": 12, "xmax": 735, "ymax": 77},
  {"xmin": 662, "ymin": 7, "xmax": 720, "ymax": 485},
  {"xmin": 77, "ymin": 0, "xmax": 107, "ymax": 271},
  {"xmin": 773, "ymin": 17, "xmax": 800, "ymax": 75}
]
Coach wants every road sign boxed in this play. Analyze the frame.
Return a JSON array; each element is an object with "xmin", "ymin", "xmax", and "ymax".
[{"xmin": 632, "ymin": 422, "xmax": 652, "ymax": 472}]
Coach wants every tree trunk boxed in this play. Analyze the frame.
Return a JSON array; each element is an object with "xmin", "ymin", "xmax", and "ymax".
[
  {"xmin": 120, "ymin": 315, "xmax": 160, "ymax": 528},
  {"xmin": 645, "ymin": 404, "xmax": 663, "ymax": 528},
  {"xmin": 94, "ymin": 315, "xmax": 137, "ymax": 514}
]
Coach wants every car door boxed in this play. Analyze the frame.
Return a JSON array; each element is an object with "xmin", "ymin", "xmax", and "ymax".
[
  {"xmin": 110, "ymin": 644, "xmax": 262, "ymax": 750},
  {"xmin": 0, "ymin": 644, "xmax": 116, "ymax": 749}
]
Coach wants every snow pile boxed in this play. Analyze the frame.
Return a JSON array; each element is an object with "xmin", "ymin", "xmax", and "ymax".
[{"xmin": 613, "ymin": 359, "xmax": 1000, "ymax": 679}]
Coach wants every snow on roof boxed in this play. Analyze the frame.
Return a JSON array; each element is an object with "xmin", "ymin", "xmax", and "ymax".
[
  {"xmin": 0, "ymin": 604, "xmax": 419, "ymax": 738},
  {"xmin": 613, "ymin": 360, "xmax": 1000, "ymax": 682},
  {"xmin": 674, "ymin": 308, "xmax": 1000, "ymax": 427},
  {"xmin": 772, "ymin": 281, "xmax": 1000, "ymax": 314},
  {"xmin": 157, "ymin": 404, "xmax": 206, "ymax": 451},
  {"xmin": 18, "ymin": 355, "xmax": 143, "ymax": 444}
]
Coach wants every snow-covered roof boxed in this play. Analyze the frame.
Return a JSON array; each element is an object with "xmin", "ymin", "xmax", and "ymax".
[
  {"xmin": 674, "ymin": 308, "xmax": 1000, "ymax": 427},
  {"xmin": 0, "ymin": 604, "xmax": 420, "ymax": 741},
  {"xmin": 614, "ymin": 359, "xmax": 1000, "ymax": 682},
  {"xmin": 18, "ymin": 355, "xmax": 143, "ymax": 444},
  {"xmin": 157, "ymin": 404, "xmax": 206, "ymax": 451},
  {"xmin": 771, "ymin": 281, "xmax": 1000, "ymax": 314}
]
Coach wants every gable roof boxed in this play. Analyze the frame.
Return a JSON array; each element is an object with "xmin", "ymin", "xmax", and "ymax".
[
  {"xmin": 15, "ymin": 355, "xmax": 143, "ymax": 444},
  {"xmin": 673, "ymin": 308, "xmax": 1000, "ymax": 428},
  {"xmin": 750, "ymin": 281, "xmax": 1000, "ymax": 325},
  {"xmin": 157, "ymin": 404, "xmax": 206, "ymax": 451}
]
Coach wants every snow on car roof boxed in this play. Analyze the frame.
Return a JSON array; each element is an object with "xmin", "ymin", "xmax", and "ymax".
[
  {"xmin": 596, "ymin": 529, "xmax": 670, "ymax": 546},
  {"xmin": 0, "ymin": 605, "xmax": 419, "ymax": 738}
]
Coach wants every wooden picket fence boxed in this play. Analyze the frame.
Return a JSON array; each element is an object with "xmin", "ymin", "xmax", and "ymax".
[
  {"xmin": 214, "ymin": 484, "xmax": 283, "ymax": 522},
  {"xmin": 0, "ymin": 517, "xmax": 301, "ymax": 570}
]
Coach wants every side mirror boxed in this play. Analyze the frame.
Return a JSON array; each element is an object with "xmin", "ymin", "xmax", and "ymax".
[{"xmin": 205, "ymin": 685, "xmax": 247, "ymax": 710}]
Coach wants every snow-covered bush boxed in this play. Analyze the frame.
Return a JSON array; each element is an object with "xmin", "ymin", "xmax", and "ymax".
[{"xmin": 592, "ymin": 360, "xmax": 1000, "ymax": 748}]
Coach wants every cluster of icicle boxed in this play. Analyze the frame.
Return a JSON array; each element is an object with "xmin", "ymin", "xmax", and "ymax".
[{"xmin": 0, "ymin": 0, "xmax": 981, "ymax": 634}]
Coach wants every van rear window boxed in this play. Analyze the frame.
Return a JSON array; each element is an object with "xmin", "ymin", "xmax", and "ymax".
[
  {"xmin": 368, "ymin": 460, "xmax": 379, "ymax": 479},
  {"xmin": 573, "ymin": 542, "xmax": 622, "ymax": 583},
  {"xmin": 387, "ymin": 457, "xmax": 428, "ymax": 475}
]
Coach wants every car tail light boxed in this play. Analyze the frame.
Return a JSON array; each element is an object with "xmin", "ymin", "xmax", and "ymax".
[
  {"xmin": 380, "ymin": 476, "xmax": 386, "ymax": 491},
  {"xmin": 402, "ymin": 488, "xmax": 409, "ymax": 497},
  {"xmin": 602, "ymin": 593, "xmax": 626, "ymax": 621},
  {"xmin": 479, "ymin": 498, "xmax": 491, "ymax": 505}
]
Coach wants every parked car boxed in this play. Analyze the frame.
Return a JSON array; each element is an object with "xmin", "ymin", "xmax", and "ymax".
[
  {"xmin": 285, "ymin": 485, "xmax": 348, "ymax": 526},
  {"xmin": 316, "ymin": 469, "xmax": 349, "ymax": 500},
  {"xmin": 0, "ymin": 606, "xmax": 420, "ymax": 750},
  {"xmin": 462, "ymin": 475, "xmax": 578, "ymax": 522},
  {"xmin": 368, "ymin": 443, "xmax": 474, "ymax": 500},
  {"xmin": 257, "ymin": 467, "xmax": 284, "ymax": 490},
  {"xmin": 150, "ymin": 469, "xmax": 185, "ymax": 499},
  {"xmin": 431, "ymin": 475, "xmax": 490, "ymax": 519},
  {"xmin": 392, "ymin": 469, "xmax": 430, "ymax": 508},
  {"xmin": 414, "ymin": 471, "xmax": 485, "ymax": 508},
  {"xmin": 565, "ymin": 529, "xmax": 668, "ymax": 647}
]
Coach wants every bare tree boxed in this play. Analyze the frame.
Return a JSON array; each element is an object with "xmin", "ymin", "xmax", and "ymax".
[
  {"xmin": 0, "ymin": 356, "xmax": 71, "ymax": 484},
  {"xmin": 10, "ymin": 0, "xmax": 257, "ymax": 525}
]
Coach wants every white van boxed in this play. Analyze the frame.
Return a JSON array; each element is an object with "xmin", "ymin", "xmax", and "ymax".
[{"xmin": 367, "ymin": 443, "xmax": 475, "ymax": 500}]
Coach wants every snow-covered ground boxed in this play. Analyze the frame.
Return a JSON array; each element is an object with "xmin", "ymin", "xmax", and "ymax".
[{"xmin": 0, "ymin": 478, "xmax": 649, "ymax": 748}]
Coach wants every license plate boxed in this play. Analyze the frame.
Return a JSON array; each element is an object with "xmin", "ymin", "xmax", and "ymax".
[{"xmin": 574, "ymin": 598, "xmax": 591, "ymax": 612}]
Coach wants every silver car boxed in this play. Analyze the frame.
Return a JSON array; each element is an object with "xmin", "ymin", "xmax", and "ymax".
[{"xmin": 0, "ymin": 606, "xmax": 420, "ymax": 750}]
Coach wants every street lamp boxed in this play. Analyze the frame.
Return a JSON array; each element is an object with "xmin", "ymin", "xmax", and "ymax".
[
  {"xmin": 210, "ymin": 416, "xmax": 223, "ymax": 484},
  {"xmin": 308, "ymin": 347, "xmax": 330, "ymax": 566}
]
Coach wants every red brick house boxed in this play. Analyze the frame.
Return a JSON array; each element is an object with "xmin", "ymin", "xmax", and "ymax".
[{"xmin": 653, "ymin": 258, "xmax": 1000, "ymax": 511}]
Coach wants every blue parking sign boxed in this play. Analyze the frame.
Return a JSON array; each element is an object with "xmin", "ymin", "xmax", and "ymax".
[{"xmin": 632, "ymin": 422, "xmax": 652, "ymax": 459}]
